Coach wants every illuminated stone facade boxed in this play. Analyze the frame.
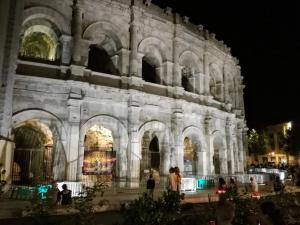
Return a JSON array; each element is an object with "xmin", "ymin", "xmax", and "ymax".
[{"xmin": 0, "ymin": 0, "xmax": 247, "ymax": 186}]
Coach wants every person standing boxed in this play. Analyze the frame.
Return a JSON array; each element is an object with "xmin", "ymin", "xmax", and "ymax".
[
  {"xmin": 168, "ymin": 167, "xmax": 177, "ymax": 192},
  {"xmin": 250, "ymin": 177, "xmax": 258, "ymax": 193},
  {"xmin": 174, "ymin": 167, "xmax": 181, "ymax": 192},
  {"xmin": 146, "ymin": 174, "xmax": 155, "ymax": 198},
  {"xmin": 57, "ymin": 184, "xmax": 72, "ymax": 206},
  {"xmin": 273, "ymin": 176, "xmax": 284, "ymax": 194}
]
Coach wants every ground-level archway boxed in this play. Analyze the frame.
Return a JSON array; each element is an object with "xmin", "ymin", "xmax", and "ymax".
[
  {"xmin": 182, "ymin": 126, "xmax": 207, "ymax": 176},
  {"xmin": 12, "ymin": 109, "xmax": 67, "ymax": 182},
  {"xmin": 12, "ymin": 120, "xmax": 53, "ymax": 185},
  {"xmin": 79, "ymin": 115, "xmax": 128, "ymax": 185},
  {"xmin": 138, "ymin": 121, "xmax": 170, "ymax": 182},
  {"xmin": 82, "ymin": 125, "xmax": 116, "ymax": 184},
  {"xmin": 212, "ymin": 132, "xmax": 227, "ymax": 175}
]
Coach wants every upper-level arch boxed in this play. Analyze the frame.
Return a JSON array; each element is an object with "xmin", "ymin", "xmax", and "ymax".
[
  {"xmin": 209, "ymin": 63, "xmax": 224, "ymax": 100},
  {"xmin": 138, "ymin": 37, "xmax": 167, "ymax": 84},
  {"xmin": 22, "ymin": 6, "xmax": 70, "ymax": 35},
  {"xmin": 83, "ymin": 21, "xmax": 127, "ymax": 75},
  {"xmin": 83, "ymin": 21, "xmax": 128, "ymax": 50},
  {"xmin": 179, "ymin": 50, "xmax": 203, "ymax": 92}
]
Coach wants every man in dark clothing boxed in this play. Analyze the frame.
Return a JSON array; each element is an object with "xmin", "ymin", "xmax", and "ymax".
[
  {"xmin": 57, "ymin": 184, "xmax": 72, "ymax": 205},
  {"xmin": 147, "ymin": 174, "xmax": 155, "ymax": 198}
]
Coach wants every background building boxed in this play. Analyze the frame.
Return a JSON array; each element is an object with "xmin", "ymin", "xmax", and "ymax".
[{"xmin": 0, "ymin": 0, "xmax": 247, "ymax": 187}]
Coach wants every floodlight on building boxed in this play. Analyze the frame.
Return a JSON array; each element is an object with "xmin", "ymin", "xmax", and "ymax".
[{"xmin": 287, "ymin": 122, "xmax": 292, "ymax": 130}]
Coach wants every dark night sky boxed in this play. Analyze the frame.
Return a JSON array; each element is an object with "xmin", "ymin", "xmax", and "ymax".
[{"xmin": 152, "ymin": 0, "xmax": 300, "ymax": 129}]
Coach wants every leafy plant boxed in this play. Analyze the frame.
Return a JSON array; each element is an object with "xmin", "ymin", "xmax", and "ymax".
[
  {"xmin": 247, "ymin": 129, "xmax": 271, "ymax": 155},
  {"xmin": 120, "ymin": 191, "xmax": 182, "ymax": 225},
  {"xmin": 64, "ymin": 179, "xmax": 109, "ymax": 225}
]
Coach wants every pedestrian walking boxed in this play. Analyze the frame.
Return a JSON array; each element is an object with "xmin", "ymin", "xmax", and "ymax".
[{"xmin": 146, "ymin": 174, "xmax": 155, "ymax": 198}]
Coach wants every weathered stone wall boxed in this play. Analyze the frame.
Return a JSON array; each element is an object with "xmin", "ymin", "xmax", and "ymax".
[{"xmin": 0, "ymin": 0, "xmax": 248, "ymax": 185}]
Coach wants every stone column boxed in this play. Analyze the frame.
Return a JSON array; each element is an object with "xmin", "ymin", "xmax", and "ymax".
[
  {"xmin": 60, "ymin": 35, "xmax": 72, "ymax": 65},
  {"xmin": 71, "ymin": 2, "xmax": 83, "ymax": 64},
  {"xmin": 203, "ymin": 52, "xmax": 210, "ymax": 95},
  {"xmin": 117, "ymin": 48, "xmax": 130, "ymax": 75},
  {"xmin": 172, "ymin": 37, "xmax": 181, "ymax": 87},
  {"xmin": 162, "ymin": 61, "xmax": 173, "ymax": 86},
  {"xmin": 197, "ymin": 151, "xmax": 206, "ymax": 175},
  {"xmin": 0, "ymin": 0, "xmax": 24, "ymax": 137},
  {"xmin": 129, "ymin": 6, "xmax": 139, "ymax": 77},
  {"xmin": 236, "ymin": 124, "xmax": 244, "ymax": 173},
  {"xmin": 242, "ymin": 126, "xmax": 248, "ymax": 172},
  {"xmin": 67, "ymin": 98, "xmax": 81, "ymax": 181},
  {"xmin": 198, "ymin": 73, "xmax": 205, "ymax": 95},
  {"xmin": 204, "ymin": 114, "xmax": 214, "ymax": 175},
  {"xmin": 127, "ymin": 95, "xmax": 141, "ymax": 187},
  {"xmin": 225, "ymin": 118, "xmax": 235, "ymax": 174},
  {"xmin": 171, "ymin": 105, "xmax": 184, "ymax": 172}
]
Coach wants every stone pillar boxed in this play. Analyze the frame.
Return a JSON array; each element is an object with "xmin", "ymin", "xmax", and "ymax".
[
  {"xmin": 203, "ymin": 52, "xmax": 210, "ymax": 95},
  {"xmin": 160, "ymin": 139, "xmax": 170, "ymax": 176},
  {"xmin": 194, "ymin": 73, "xmax": 200, "ymax": 94},
  {"xmin": 117, "ymin": 48, "xmax": 130, "ymax": 75},
  {"xmin": 225, "ymin": 118, "xmax": 235, "ymax": 174},
  {"xmin": 197, "ymin": 151, "xmax": 206, "ymax": 175},
  {"xmin": 171, "ymin": 105, "xmax": 184, "ymax": 172},
  {"xmin": 127, "ymin": 95, "xmax": 141, "ymax": 187},
  {"xmin": 162, "ymin": 61, "xmax": 173, "ymax": 86},
  {"xmin": 67, "ymin": 98, "xmax": 81, "ymax": 181},
  {"xmin": 60, "ymin": 35, "xmax": 72, "ymax": 65},
  {"xmin": 0, "ymin": 0, "xmax": 24, "ymax": 137},
  {"xmin": 242, "ymin": 126, "xmax": 248, "ymax": 172},
  {"xmin": 204, "ymin": 114, "xmax": 214, "ymax": 174},
  {"xmin": 129, "ymin": 6, "xmax": 139, "ymax": 77},
  {"xmin": 198, "ymin": 73, "xmax": 205, "ymax": 95},
  {"xmin": 71, "ymin": 2, "xmax": 83, "ymax": 64},
  {"xmin": 236, "ymin": 124, "xmax": 244, "ymax": 173},
  {"xmin": 172, "ymin": 37, "xmax": 181, "ymax": 87}
]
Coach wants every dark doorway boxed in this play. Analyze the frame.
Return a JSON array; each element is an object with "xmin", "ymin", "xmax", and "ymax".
[
  {"xmin": 149, "ymin": 136, "xmax": 160, "ymax": 170},
  {"xmin": 142, "ymin": 57, "xmax": 159, "ymax": 84},
  {"xmin": 88, "ymin": 45, "xmax": 120, "ymax": 75}
]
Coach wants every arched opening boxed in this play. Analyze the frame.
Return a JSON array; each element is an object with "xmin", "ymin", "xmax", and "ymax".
[
  {"xmin": 142, "ymin": 56, "xmax": 160, "ymax": 84},
  {"xmin": 140, "ymin": 132, "xmax": 160, "ymax": 180},
  {"xmin": 183, "ymin": 137, "xmax": 197, "ymax": 175},
  {"xmin": 149, "ymin": 136, "xmax": 160, "ymax": 170},
  {"xmin": 83, "ymin": 125, "xmax": 116, "ymax": 183},
  {"xmin": 88, "ymin": 45, "xmax": 120, "ymax": 75},
  {"xmin": 20, "ymin": 25, "xmax": 58, "ymax": 62},
  {"xmin": 213, "ymin": 135, "xmax": 225, "ymax": 175},
  {"xmin": 12, "ymin": 121, "xmax": 53, "ymax": 185},
  {"xmin": 181, "ymin": 66, "xmax": 194, "ymax": 92}
]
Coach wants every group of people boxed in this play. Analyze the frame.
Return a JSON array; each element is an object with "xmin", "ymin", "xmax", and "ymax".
[
  {"xmin": 146, "ymin": 166, "xmax": 182, "ymax": 197},
  {"xmin": 167, "ymin": 167, "xmax": 182, "ymax": 192}
]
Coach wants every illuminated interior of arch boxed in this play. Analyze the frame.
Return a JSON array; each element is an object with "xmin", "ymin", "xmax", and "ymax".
[
  {"xmin": 184, "ymin": 137, "xmax": 197, "ymax": 174},
  {"xmin": 20, "ymin": 25, "xmax": 57, "ymax": 61},
  {"xmin": 83, "ymin": 125, "xmax": 115, "ymax": 183}
]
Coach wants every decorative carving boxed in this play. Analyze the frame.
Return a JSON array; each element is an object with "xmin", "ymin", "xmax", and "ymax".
[
  {"xmin": 197, "ymin": 24, "xmax": 204, "ymax": 31},
  {"xmin": 183, "ymin": 16, "xmax": 189, "ymax": 24},
  {"xmin": 164, "ymin": 7, "xmax": 172, "ymax": 15},
  {"xmin": 143, "ymin": 0, "xmax": 152, "ymax": 6}
]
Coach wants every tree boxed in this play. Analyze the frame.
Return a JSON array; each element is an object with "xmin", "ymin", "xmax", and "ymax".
[
  {"xmin": 247, "ymin": 129, "xmax": 271, "ymax": 155},
  {"xmin": 280, "ymin": 121, "xmax": 300, "ymax": 156}
]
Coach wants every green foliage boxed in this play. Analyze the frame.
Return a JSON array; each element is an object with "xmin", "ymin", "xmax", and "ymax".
[
  {"xmin": 65, "ymin": 180, "xmax": 109, "ymax": 225},
  {"xmin": 120, "ymin": 191, "xmax": 183, "ymax": 225},
  {"xmin": 247, "ymin": 129, "xmax": 271, "ymax": 155},
  {"xmin": 280, "ymin": 123, "xmax": 300, "ymax": 155},
  {"xmin": 232, "ymin": 196, "xmax": 258, "ymax": 225}
]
